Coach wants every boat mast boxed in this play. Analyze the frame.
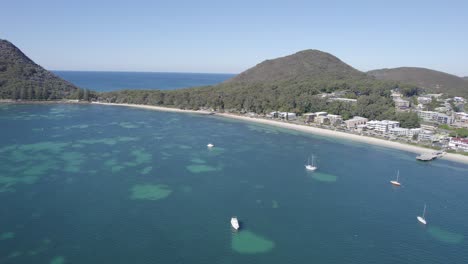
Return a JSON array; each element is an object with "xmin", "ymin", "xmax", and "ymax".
[
  {"xmin": 397, "ymin": 170, "xmax": 399, "ymax": 181},
  {"xmin": 422, "ymin": 204, "xmax": 426, "ymax": 218}
]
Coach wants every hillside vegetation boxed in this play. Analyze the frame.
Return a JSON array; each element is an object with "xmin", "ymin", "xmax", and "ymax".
[
  {"xmin": 99, "ymin": 50, "xmax": 420, "ymax": 124},
  {"xmin": 368, "ymin": 67, "xmax": 468, "ymax": 98},
  {"xmin": 0, "ymin": 39, "xmax": 87, "ymax": 100}
]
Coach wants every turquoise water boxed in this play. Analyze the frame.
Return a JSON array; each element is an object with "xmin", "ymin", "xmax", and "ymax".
[
  {"xmin": 1, "ymin": 104, "xmax": 468, "ymax": 263},
  {"xmin": 53, "ymin": 71, "xmax": 235, "ymax": 91}
]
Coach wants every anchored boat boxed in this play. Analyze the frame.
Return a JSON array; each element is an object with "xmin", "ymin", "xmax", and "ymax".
[
  {"xmin": 417, "ymin": 204, "xmax": 427, "ymax": 225},
  {"xmin": 231, "ymin": 217, "xmax": 240, "ymax": 231},
  {"xmin": 305, "ymin": 155, "xmax": 317, "ymax": 171},
  {"xmin": 390, "ymin": 170, "xmax": 401, "ymax": 186}
]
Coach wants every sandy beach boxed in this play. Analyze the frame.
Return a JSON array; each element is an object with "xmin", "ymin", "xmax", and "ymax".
[{"xmin": 95, "ymin": 102, "xmax": 468, "ymax": 164}]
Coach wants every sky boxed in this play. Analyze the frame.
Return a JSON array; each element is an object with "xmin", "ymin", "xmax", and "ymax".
[{"xmin": 1, "ymin": 0, "xmax": 468, "ymax": 76}]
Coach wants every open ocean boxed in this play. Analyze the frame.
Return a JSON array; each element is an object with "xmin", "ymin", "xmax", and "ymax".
[
  {"xmin": 54, "ymin": 71, "xmax": 235, "ymax": 91},
  {"xmin": 1, "ymin": 102, "xmax": 468, "ymax": 264}
]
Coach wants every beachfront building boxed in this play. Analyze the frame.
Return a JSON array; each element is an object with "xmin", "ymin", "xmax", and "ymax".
[
  {"xmin": 303, "ymin": 113, "xmax": 315, "ymax": 123},
  {"xmin": 389, "ymin": 127, "xmax": 408, "ymax": 136},
  {"xmin": 315, "ymin": 115, "xmax": 329, "ymax": 125},
  {"xmin": 448, "ymin": 138, "xmax": 468, "ymax": 152},
  {"xmin": 344, "ymin": 116, "xmax": 368, "ymax": 129},
  {"xmin": 279, "ymin": 112, "xmax": 297, "ymax": 120},
  {"xmin": 418, "ymin": 130, "xmax": 435, "ymax": 142},
  {"xmin": 327, "ymin": 114, "xmax": 343, "ymax": 126},
  {"xmin": 389, "ymin": 127, "xmax": 421, "ymax": 138},
  {"xmin": 303, "ymin": 112, "xmax": 327, "ymax": 123},
  {"xmin": 367, "ymin": 120, "xmax": 400, "ymax": 133}
]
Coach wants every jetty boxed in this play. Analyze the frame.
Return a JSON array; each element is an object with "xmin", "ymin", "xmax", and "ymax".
[{"xmin": 416, "ymin": 151, "xmax": 444, "ymax": 161}]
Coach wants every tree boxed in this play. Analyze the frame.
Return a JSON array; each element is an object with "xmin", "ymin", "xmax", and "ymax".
[{"xmin": 83, "ymin": 89, "xmax": 90, "ymax": 101}]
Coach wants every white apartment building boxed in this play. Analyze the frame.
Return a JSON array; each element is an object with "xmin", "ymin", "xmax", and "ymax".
[
  {"xmin": 367, "ymin": 120, "xmax": 400, "ymax": 133},
  {"xmin": 417, "ymin": 111, "xmax": 438, "ymax": 122},
  {"xmin": 389, "ymin": 128, "xmax": 421, "ymax": 138}
]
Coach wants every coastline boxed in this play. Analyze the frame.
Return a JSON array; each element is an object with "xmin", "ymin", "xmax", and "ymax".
[
  {"xmin": 90, "ymin": 102, "xmax": 468, "ymax": 165},
  {"xmin": 4, "ymin": 101, "xmax": 468, "ymax": 165}
]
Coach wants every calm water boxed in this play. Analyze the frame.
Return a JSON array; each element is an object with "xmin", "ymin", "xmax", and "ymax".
[
  {"xmin": 1, "ymin": 104, "xmax": 468, "ymax": 264},
  {"xmin": 53, "ymin": 71, "xmax": 235, "ymax": 91}
]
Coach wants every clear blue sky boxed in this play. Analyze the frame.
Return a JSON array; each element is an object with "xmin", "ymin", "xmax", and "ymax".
[{"xmin": 1, "ymin": 0, "xmax": 467, "ymax": 76}]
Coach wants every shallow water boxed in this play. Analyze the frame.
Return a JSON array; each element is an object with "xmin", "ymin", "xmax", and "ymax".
[{"xmin": 1, "ymin": 104, "xmax": 468, "ymax": 263}]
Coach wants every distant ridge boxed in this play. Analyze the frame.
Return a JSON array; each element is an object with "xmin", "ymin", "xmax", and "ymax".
[
  {"xmin": 226, "ymin": 49, "xmax": 368, "ymax": 84},
  {"xmin": 0, "ymin": 39, "xmax": 80, "ymax": 99},
  {"xmin": 368, "ymin": 67, "xmax": 468, "ymax": 97}
]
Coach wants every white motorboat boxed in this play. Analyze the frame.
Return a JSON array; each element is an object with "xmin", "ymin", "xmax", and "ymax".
[
  {"xmin": 231, "ymin": 217, "xmax": 240, "ymax": 230},
  {"xmin": 207, "ymin": 143, "xmax": 214, "ymax": 148}
]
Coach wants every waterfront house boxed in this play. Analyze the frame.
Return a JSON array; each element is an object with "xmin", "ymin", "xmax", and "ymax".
[{"xmin": 448, "ymin": 138, "xmax": 468, "ymax": 152}]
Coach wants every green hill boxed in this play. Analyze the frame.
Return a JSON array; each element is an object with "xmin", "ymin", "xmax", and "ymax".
[
  {"xmin": 226, "ymin": 49, "xmax": 368, "ymax": 84},
  {"xmin": 0, "ymin": 39, "xmax": 81, "ymax": 100},
  {"xmin": 368, "ymin": 67, "xmax": 468, "ymax": 98}
]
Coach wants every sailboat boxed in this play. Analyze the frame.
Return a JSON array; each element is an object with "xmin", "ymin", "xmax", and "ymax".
[
  {"xmin": 417, "ymin": 204, "xmax": 427, "ymax": 225},
  {"xmin": 390, "ymin": 170, "xmax": 401, "ymax": 186},
  {"xmin": 305, "ymin": 155, "xmax": 317, "ymax": 171}
]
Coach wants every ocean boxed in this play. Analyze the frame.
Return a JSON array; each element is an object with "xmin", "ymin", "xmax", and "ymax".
[
  {"xmin": 1, "ymin": 103, "xmax": 468, "ymax": 264},
  {"xmin": 53, "ymin": 71, "xmax": 235, "ymax": 91}
]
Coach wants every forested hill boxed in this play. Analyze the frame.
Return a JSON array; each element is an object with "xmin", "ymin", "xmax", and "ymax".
[
  {"xmin": 226, "ymin": 49, "xmax": 368, "ymax": 84},
  {"xmin": 0, "ymin": 39, "xmax": 83, "ymax": 100},
  {"xmin": 368, "ymin": 67, "xmax": 468, "ymax": 98},
  {"xmin": 100, "ymin": 49, "xmax": 423, "ymax": 124}
]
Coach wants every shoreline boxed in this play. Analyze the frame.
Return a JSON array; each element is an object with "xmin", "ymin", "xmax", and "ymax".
[
  {"xmin": 4, "ymin": 101, "xmax": 468, "ymax": 165},
  {"xmin": 91, "ymin": 102, "xmax": 468, "ymax": 165}
]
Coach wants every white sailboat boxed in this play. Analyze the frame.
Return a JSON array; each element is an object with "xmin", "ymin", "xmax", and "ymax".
[
  {"xmin": 207, "ymin": 143, "xmax": 214, "ymax": 148},
  {"xmin": 305, "ymin": 155, "xmax": 317, "ymax": 171},
  {"xmin": 231, "ymin": 216, "xmax": 240, "ymax": 231},
  {"xmin": 417, "ymin": 204, "xmax": 427, "ymax": 225},
  {"xmin": 390, "ymin": 170, "xmax": 401, "ymax": 186}
]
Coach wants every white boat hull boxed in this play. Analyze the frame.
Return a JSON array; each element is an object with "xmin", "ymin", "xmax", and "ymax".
[
  {"xmin": 390, "ymin": 181, "xmax": 401, "ymax": 186},
  {"xmin": 305, "ymin": 165, "xmax": 317, "ymax": 171},
  {"xmin": 231, "ymin": 217, "xmax": 240, "ymax": 230},
  {"xmin": 417, "ymin": 216, "xmax": 427, "ymax": 225},
  {"xmin": 207, "ymin": 144, "xmax": 214, "ymax": 148}
]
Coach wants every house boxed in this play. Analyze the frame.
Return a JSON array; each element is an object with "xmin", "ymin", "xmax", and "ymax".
[
  {"xmin": 344, "ymin": 116, "xmax": 368, "ymax": 129},
  {"xmin": 314, "ymin": 115, "xmax": 329, "ymax": 124},
  {"xmin": 303, "ymin": 113, "xmax": 316, "ymax": 123},
  {"xmin": 448, "ymin": 138, "xmax": 468, "ymax": 152},
  {"xmin": 327, "ymin": 114, "xmax": 343, "ymax": 125},
  {"xmin": 394, "ymin": 98, "xmax": 410, "ymax": 109},
  {"xmin": 417, "ymin": 97, "xmax": 432, "ymax": 104}
]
